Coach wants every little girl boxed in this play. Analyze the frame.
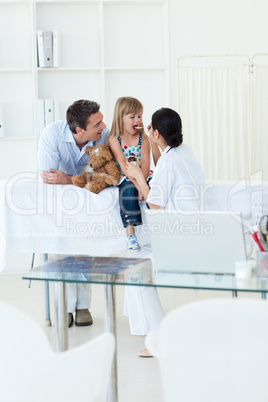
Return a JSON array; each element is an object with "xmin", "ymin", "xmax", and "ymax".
[{"xmin": 107, "ymin": 97, "xmax": 151, "ymax": 251}]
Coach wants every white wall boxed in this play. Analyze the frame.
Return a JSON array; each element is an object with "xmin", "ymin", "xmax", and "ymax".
[
  {"xmin": 1, "ymin": 0, "xmax": 267, "ymax": 271},
  {"xmin": 168, "ymin": 0, "xmax": 268, "ymax": 108},
  {"xmin": 1, "ymin": 0, "xmax": 267, "ymax": 181}
]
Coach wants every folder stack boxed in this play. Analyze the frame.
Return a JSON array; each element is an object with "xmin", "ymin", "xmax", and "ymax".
[{"xmin": 38, "ymin": 99, "xmax": 59, "ymax": 135}]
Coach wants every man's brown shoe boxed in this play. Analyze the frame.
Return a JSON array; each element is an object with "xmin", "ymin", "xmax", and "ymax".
[
  {"xmin": 138, "ymin": 348, "xmax": 153, "ymax": 358},
  {"xmin": 68, "ymin": 313, "xmax": 74, "ymax": 328},
  {"xmin": 75, "ymin": 309, "xmax": 93, "ymax": 326}
]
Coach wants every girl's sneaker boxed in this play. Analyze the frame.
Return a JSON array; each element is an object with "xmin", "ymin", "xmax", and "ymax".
[{"xmin": 126, "ymin": 234, "xmax": 141, "ymax": 251}]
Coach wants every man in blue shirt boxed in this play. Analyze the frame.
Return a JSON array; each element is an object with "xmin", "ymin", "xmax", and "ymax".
[{"xmin": 38, "ymin": 99, "xmax": 109, "ymax": 327}]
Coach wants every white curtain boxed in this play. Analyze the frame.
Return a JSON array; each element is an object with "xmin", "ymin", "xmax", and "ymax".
[
  {"xmin": 252, "ymin": 63, "xmax": 268, "ymax": 180},
  {"xmin": 177, "ymin": 60, "xmax": 250, "ymax": 180}
]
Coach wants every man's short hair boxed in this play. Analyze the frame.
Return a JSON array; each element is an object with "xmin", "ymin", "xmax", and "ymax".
[{"xmin": 66, "ymin": 100, "xmax": 100, "ymax": 133}]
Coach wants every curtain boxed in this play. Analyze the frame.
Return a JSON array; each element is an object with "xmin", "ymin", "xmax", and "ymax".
[
  {"xmin": 252, "ymin": 63, "xmax": 268, "ymax": 180},
  {"xmin": 177, "ymin": 60, "xmax": 250, "ymax": 180}
]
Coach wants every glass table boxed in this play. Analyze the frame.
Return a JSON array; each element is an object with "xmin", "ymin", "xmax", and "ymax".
[{"xmin": 23, "ymin": 256, "xmax": 268, "ymax": 402}]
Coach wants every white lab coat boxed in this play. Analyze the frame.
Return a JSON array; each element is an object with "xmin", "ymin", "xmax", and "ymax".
[
  {"xmin": 125, "ymin": 144, "xmax": 205, "ymax": 335},
  {"xmin": 147, "ymin": 144, "xmax": 205, "ymax": 211}
]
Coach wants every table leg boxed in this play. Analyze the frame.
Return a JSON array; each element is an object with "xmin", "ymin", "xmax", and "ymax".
[
  {"xmin": 54, "ymin": 281, "xmax": 68, "ymax": 352},
  {"xmin": 44, "ymin": 282, "xmax": 52, "ymax": 326},
  {"xmin": 261, "ymin": 281, "xmax": 267, "ymax": 299},
  {"xmin": 43, "ymin": 253, "xmax": 51, "ymax": 326},
  {"xmin": 104, "ymin": 284, "xmax": 118, "ymax": 402}
]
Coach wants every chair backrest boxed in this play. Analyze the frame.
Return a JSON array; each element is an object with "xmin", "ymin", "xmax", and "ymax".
[
  {"xmin": 0, "ymin": 301, "xmax": 114, "ymax": 402},
  {"xmin": 204, "ymin": 180, "xmax": 252, "ymax": 218},
  {"xmin": 146, "ymin": 298, "xmax": 268, "ymax": 402},
  {"xmin": 250, "ymin": 187, "xmax": 268, "ymax": 227}
]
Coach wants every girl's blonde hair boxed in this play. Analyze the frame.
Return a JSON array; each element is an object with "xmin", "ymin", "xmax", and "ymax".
[
  {"xmin": 107, "ymin": 96, "xmax": 150, "ymax": 162},
  {"xmin": 108, "ymin": 97, "xmax": 145, "ymax": 138}
]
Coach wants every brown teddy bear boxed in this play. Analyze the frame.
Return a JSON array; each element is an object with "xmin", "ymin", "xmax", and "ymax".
[{"xmin": 72, "ymin": 144, "xmax": 121, "ymax": 194}]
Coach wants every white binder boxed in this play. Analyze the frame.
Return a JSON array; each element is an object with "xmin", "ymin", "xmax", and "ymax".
[
  {"xmin": 44, "ymin": 99, "xmax": 54, "ymax": 126},
  {"xmin": 53, "ymin": 31, "xmax": 59, "ymax": 67},
  {"xmin": 37, "ymin": 31, "xmax": 44, "ymax": 67},
  {"xmin": 43, "ymin": 31, "xmax": 53, "ymax": 67}
]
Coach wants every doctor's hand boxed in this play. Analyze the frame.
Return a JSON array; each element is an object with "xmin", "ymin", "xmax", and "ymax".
[
  {"xmin": 40, "ymin": 169, "xmax": 73, "ymax": 185},
  {"xmin": 138, "ymin": 189, "xmax": 144, "ymax": 202}
]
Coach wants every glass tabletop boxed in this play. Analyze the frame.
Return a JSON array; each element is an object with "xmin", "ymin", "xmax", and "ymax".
[{"xmin": 22, "ymin": 255, "xmax": 268, "ymax": 293}]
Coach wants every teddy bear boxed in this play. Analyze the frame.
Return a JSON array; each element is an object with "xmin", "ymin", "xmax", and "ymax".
[{"xmin": 72, "ymin": 144, "xmax": 121, "ymax": 194}]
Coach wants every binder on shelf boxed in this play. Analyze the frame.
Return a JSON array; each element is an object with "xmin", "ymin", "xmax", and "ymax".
[
  {"xmin": 44, "ymin": 99, "xmax": 54, "ymax": 126},
  {"xmin": 53, "ymin": 31, "xmax": 59, "ymax": 67},
  {"xmin": 37, "ymin": 31, "xmax": 44, "ymax": 67},
  {"xmin": 43, "ymin": 31, "xmax": 53, "ymax": 67},
  {"xmin": 0, "ymin": 103, "xmax": 4, "ymax": 138},
  {"xmin": 37, "ymin": 30, "xmax": 59, "ymax": 68},
  {"xmin": 38, "ymin": 99, "xmax": 59, "ymax": 135},
  {"xmin": 37, "ymin": 31, "xmax": 54, "ymax": 68}
]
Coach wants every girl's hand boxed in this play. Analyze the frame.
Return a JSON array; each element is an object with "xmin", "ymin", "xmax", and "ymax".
[{"xmin": 126, "ymin": 161, "xmax": 142, "ymax": 180}]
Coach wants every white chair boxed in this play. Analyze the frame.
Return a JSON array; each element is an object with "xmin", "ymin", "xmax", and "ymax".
[
  {"xmin": 0, "ymin": 301, "xmax": 114, "ymax": 402},
  {"xmin": 204, "ymin": 180, "xmax": 252, "ymax": 217},
  {"xmin": 250, "ymin": 187, "xmax": 268, "ymax": 227},
  {"xmin": 146, "ymin": 298, "xmax": 268, "ymax": 402},
  {"xmin": 205, "ymin": 180, "xmax": 268, "ymax": 257}
]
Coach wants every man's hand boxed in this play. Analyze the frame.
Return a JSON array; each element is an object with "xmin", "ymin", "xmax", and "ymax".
[{"xmin": 40, "ymin": 169, "xmax": 73, "ymax": 185}]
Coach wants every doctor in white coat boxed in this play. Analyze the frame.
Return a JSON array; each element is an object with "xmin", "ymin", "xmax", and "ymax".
[{"xmin": 125, "ymin": 107, "xmax": 205, "ymax": 356}]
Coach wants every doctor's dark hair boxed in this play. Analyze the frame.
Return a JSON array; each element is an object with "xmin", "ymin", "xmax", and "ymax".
[
  {"xmin": 151, "ymin": 108, "xmax": 183, "ymax": 148},
  {"xmin": 66, "ymin": 100, "xmax": 100, "ymax": 134}
]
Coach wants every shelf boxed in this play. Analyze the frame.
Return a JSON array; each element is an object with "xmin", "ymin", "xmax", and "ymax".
[
  {"xmin": 0, "ymin": 0, "xmax": 169, "ymax": 178},
  {"xmin": 104, "ymin": 67, "xmax": 166, "ymax": 71},
  {"xmin": 37, "ymin": 67, "xmax": 165, "ymax": 72},
  {"xmin": 35, "ymin": 0, "xmax": 99, "ymax": 4},
  {"xmin": 36, "ymin": 2, "xmax": 100, "ymax": 69},
  {"xmin": 103, "ymin": 3, "xmax": 165, "ymax": 69},
  {"xmin": 0, "ymin": 2, "xmax": 33, "ymax": 70},
  {"xmin": 35, "ymin": 0, "xmax": 164, "ymax": 4},
  {"xmin": 37, "ymin": 67, "xmax": 101, "ymax": 72},
  {"xmin": 103, "ymin": 0, "xmax": 165, "ymax": 4},
  {"xmin": 0, "ymin": 69, "xmax": 32, "ymax": 73},
  {"xmin": 0, "ymin": 1, "xmax": 30, "ymax": 5}
]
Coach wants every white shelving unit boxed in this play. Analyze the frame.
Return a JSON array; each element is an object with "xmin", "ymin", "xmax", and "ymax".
[
  {"xmin": 0, "ymin": 0, "xmax": 170, "ymax": 180},
  {"xmin": 0, "ymin": 1, "xmax": 37, "ymax": 179}
]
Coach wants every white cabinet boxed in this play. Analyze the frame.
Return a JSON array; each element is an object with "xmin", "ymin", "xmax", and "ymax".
[
  {"xmin": 0, "ymin": 0, "xmax": 169, "ymax": 180},
  {"xmin": 0, "ymin": 2, "xmax": 37, "ymax": 179},
  {"xmin": 102, "ymin": 1, "xmax": 169, "ymax": 127},
  {"xmin": 35, "ymin": 1, "xmax": 102, "ymax": 119}
]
